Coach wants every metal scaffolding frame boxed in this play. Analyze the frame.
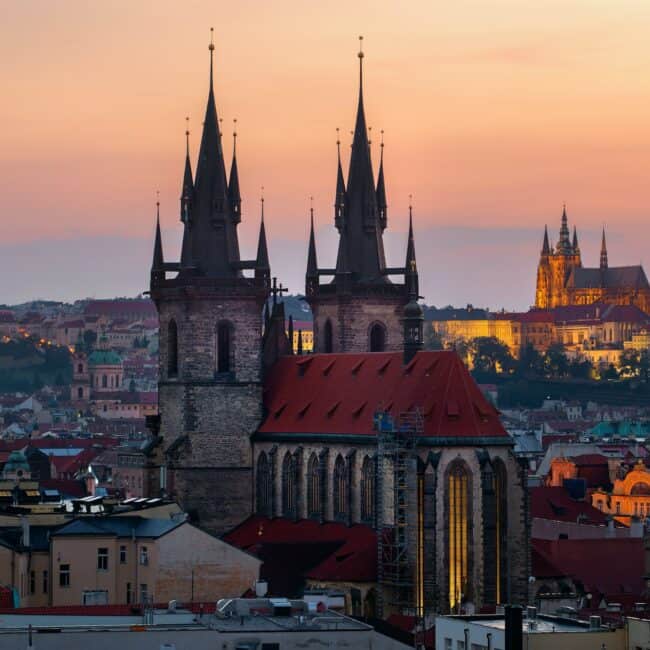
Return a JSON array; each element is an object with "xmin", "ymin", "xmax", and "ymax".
[{"xmin": 374, "ymin": 409, "xmax": 422, "ymax": 619}]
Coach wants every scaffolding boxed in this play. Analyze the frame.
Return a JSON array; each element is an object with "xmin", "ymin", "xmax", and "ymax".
[{"xmin": 374, "ymin": 409, "xmax": 422, "ymax": 619}]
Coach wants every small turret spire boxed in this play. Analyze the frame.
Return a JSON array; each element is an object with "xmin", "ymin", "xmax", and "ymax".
[
  {"xmin": 376, "ymin": 129, "xmax": 387, "ymax": 230},
  {"xmin": 228, "ymin": 118, "xmax": 241, "ymax": 223},
  {"xmin": 180, "ymin": 118, "xmax": 195, "ymax": 269},
  {"xmin": 600, "ymin": 227, "xmax": 608, "ymax": 269},
  {"xmin": 557, "ymin": 203, "xmax": 571, "ymax": 254},
  {"xmin": 255, "ymin": 188, "xmax": 270, "ymax": 281},
  {"xmin": 151, "ymin": 196, "xmax": 164, "ymax": 283},
  {"xmin": 403, "ymin": 195, "xmax": 423, "ymax": 364},
  {"xmin": 405, "ymin": 195, "xmax": 419, "ymax": 300},
  {"xmin": 306, "ymin": 197, "xmax": 319, "ymax": 295},
  {"xmin": 572, "ymin": 225, "xmax": 580, "ymax": 254},
  {"xmin": 334, "ymin": 128, "xmax": 346, "ymax": 230},
  {"xmin": 542, "ymin": 225, "xmax": 550, "ymax": 256}
]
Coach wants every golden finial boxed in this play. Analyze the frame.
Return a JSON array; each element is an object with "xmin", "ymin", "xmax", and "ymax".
[
  {"xmin": 310, "ymin": 195, "xmax": 314, "ymax": 218},
  {"xmin": 358, "ymin": 35, "xmax": 364, "ymax": 59},
  {"xmin": 368, "ymin": 125, "xmax": 372, "ymax": 146},
  {"xmin": 381, "ymin": 129, "xmax": 384, "ymax": 149},
  {"xmin": 209, "ymin": 27, "xmax": 215, "ymax": 52},
  {"xmin": 261, "ymin": 186, "xmax": 265, "ymax": 222},
  {"xmin": 219, "ymin": 117, "xmax": 223, "ymax": 138},
  {"xmin": 408, "ymin": 193, "xmax": 413, "ymax": 218},
  {"xmin": 233, "ymin": 118, "xmax": 237, "ymax": 152},
  {"xmin": 185, "ymin": 116, "xmax": 190, "ymax": 154}
]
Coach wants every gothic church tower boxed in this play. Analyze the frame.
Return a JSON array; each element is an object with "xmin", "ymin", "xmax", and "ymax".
[
  {"xmin": 306, "ymin": 40, "xmax": 422, "ymax": 359},
  {"xmin": 150, "ymin": 35, "xmax": 270, "ymax": 535}
]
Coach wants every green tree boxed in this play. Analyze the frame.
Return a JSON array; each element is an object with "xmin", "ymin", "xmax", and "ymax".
[
  {"xmin": 619, "ymin": 349, "xmax": 641, "ymax": 378},
  {"xmin": 543, "ymin": 344, "xmax": 570, "ymax": 378},
  {"xmin": 517, "ymin": 343, "xmax": 544, "ymax": 377},
  {"xmin": 601, "ymin": 363, "xmax": 619, "ymax": 381},
  {"xmin": 471, "ymin": 337, "xmax": 515, "ymax": 375},
  {"xmin": 568, "ymin": 356, "xmax": 594, "ymax": 380}
]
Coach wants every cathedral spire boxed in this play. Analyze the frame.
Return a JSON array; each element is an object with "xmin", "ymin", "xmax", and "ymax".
[
  {"xmin": 334, "ymin": 128, "xmax": 346, "ymax": 231},
  {"xmin": 600, "ymin": 227, "xmax": 608, "ymax": 269},
  {"xmin": 405, "ymin": 197, "xmax": 419, "ymax": 300},
  {"xmin": 180, "ymin": 118, "xmax": 194, "ymax": 269},
  {"xmin": 306, "ymin": 197, "xmax": 319, "ymax": 293},
  {"xmin": 403, "ymin": 196, "xmax": 423, "ymax": 364},
  {"xmin": 228, "ymin": 119, "xmax": 242, "ymax": 223},
  {"xmin": 557, "ymin": 204, "xmax": 571, "ymax": 254},
  {"xmin": 376, "ymin": 130, "xmax": 387, "ymax": 230},
  {"xmin": 334, "ymin": 36, "xmax": 387, "ymax": 283},
  {"xmin": 541, "ymin": 225, "xmax": 550, "ymax": 256},
  {"xmin": 151, "ymin": 199, "xmax": 164, "ymax": 284},
  {"xmin": 572, "ymin": 225, "xmax": 580, "ymax": 254},
  {"xmin": 191, "ymin": 27, "xmax": 240, "ymax": 277},
  {"xmin": 255, "ymin": 191, "xmax": 270, "ymax": 281}
]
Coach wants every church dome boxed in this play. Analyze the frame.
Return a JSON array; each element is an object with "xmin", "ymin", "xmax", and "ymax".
[
  {"xmin": 88, "ymin": 350, "xmax": 122, "ymax": 366},
  {"xmin": 4, "ymin": 450, "xmax": 30, "ymax": 474}
]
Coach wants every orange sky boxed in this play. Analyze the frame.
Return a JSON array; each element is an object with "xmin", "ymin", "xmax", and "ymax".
[{"xmin": 1, "ymin": 1, "xmax": 649, "ymax": 306}]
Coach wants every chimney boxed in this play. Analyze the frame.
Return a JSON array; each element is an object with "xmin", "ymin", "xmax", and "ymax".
[{"xmin": 505, "ymin": 605, "xmax": 523, "ymax": 650}]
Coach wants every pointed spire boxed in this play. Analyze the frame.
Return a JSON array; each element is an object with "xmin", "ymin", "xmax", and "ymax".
[
  {"xmin": 180, "ymin": 117, "xmax": 195, "ymax": 269},
  {"xmin": 376, "ymin": 130, "xmax": 387, "ymax": 230},
  {"xmin": 151, "ymin": 197, "xmax": 164, "ymax": 285},
  {"xmin": 228, "ymin": 118, "xmax": 242, "ymax": 223},
  {"xmin": 255, "ymin": 189, "xmax": 270, "ymax": 281},
  {"xmin": 306, "ymin": 197, "xmax": 319, "ymax": 296},
  {"xmin": 600, "ymin": 227, "xmax": 609, "ymax": 269},
  {"xmin": 334, "ymin": 128, "xmax": 346, "ymax": 230},
  {"xmin": 405, "ymin": 196, "xmax": 419, "ymax": 300},
  {"xmin": 557, "ymin": 203, "xmax": 571, "ymax": 254},
  {"xmin": 572, "ymin": 225, "xmax": 580, "ymax": 254},
  {"xmin": 542, "ymin": 225, "xmax": 550, "ymax": 256}
]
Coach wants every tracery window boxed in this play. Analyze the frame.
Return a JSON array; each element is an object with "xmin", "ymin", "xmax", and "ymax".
[
  {"xmin": 493, "ymin": 459, "xmax": 508, "ymax": 604},
  {"xmin": 168, "ymin": 320, "xmax": 178, "ymax": 377},
  {"xmin": 307, "ymin": 454, "xmax": 320, "ymax": 518},
  {"xmin": 216, "ymin": 321, "xmax": 233, "ymax": 375},
  {"xmin": 256, "ymin": 452, "xmax": 272, "ymax": 517},
  {"xmin": 448, "ymin": 461, "xmax": 472, "ymax": 611},
  {"xmin": 282, "ymin": 452, "xmax": 297, "ymax": 518},
  {"xmin": 360, "ymin": 456, "xmax": 375, "ymax": 522},
  {"xmin": 333, "ymin": 455, "xmax": 347, "ymax": 520}
]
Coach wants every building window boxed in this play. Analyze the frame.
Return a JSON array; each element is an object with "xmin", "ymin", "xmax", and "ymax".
[
  {"xmin": 256, "ymin": 452, "xmax": 272, "ymax": 517},
  {"xmin": 59, "ymin": 564, "xmax": 70, "ymax": 588},
  {"xmin": 42, "ymin": 570, "xmax": 48, "ymax": 594},
  {"xmin": 360, "ymin": 456, "xmax": 375, "ymax": 523},
  {"xmin": 448, "ymin": 461, "xmax": 472, "ymax": 612},
  {"xmin": 168, "ymin": 319, "xmax": 178, "ymax": 377},
  {"xmin": 281, "ymin": 452, "xmax": 297, "ymax": 518},
  {"xmin": 97, "ymin": 547, "xmax": 108, "ymax": 571},
  {"xmin": 29, "ymin": 570, "xmax": 35, "ymax": 595},
  {"xmin": 324, "ymin": 319, "xmax": 333, "ymax": 353},
  {"xmin": 77, "ymin": 363, "xmax": 83, "ymax": 373},
  {"xmin": 102, "ymin": 375, "xmax": 108, "ymax": 388},
  {"xmin": 140, "ymin": 546, "xmax": 149, "ymax": 566},
  {"xmin": 616, "ymin": 502, "xmax": 621, "ymax": 515},
  {"xmin": 77, "ymin": 386, "xmax": 83, "ymax": 399},
  {"xmin": 120, "ymin": 545, "xmax": 127, "ymax": 564},
  {"xmin": 493, "ymin": 459, "xmax": 508, "ymax": 604},
  {"xmin": 307, "ymin": 453, "xmax": 321, "ymax": 518},
  {"xmin": 333, "ymin": 455, "xmax": 347, "ymax": 520},
  {"xmin": 216, "ymin": 321, "xmax": 233, "ymax": 374},
  {"xmin": 140, "ymin": 583, "xmax": 149, "ymax": 604},
  {"xmin": 369, "ymin": 323, "xmax": 386, "ymax": 352}
]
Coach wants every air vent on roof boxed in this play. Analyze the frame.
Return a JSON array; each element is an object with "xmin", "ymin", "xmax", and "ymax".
[
  {"xmin": 327, "ymin": 401, "xmax": 341, "ymax": 417},
  {"xmin": 404, "ymin": 358, "xmax": 418, "ymax": 374},
  {"xmin": 322, "ymin": 360, "xmax": 336, "ymax": 376},
  {"xmin": 351, "ymin": 360, "xmax": 365, "ymax": 375},
  {"xmin": 378, "ymin": 359, "xmax": 391, "ymax": 374},
  {"xmin": 424, "ymin": 359, "xmax": 439, "ymax": 375},
  {"xmin": 298, "ymin": 402, "xmax": 311, "ymax": 417},
  {"xmin": 352, "ymin": 401, "xmax": 367, "ymax": 417},
  {"xmin": 446, "ymin": 401, "xmax": 460, "ymax": 418},
  {"xmin": 273, "ymin": 403, "xmax": 287, "ymax": 418}
]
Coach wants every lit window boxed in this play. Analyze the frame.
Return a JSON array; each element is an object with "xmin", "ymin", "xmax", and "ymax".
[{"xmin": 448, "ymin": 462, "xmax": 471, "ymax": 611}]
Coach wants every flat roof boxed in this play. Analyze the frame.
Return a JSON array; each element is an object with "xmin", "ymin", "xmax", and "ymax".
[{"xmin": 439, "ymin": 614, "xmax": 610, "ymax": 634}]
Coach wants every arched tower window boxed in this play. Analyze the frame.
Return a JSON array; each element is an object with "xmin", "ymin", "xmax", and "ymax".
[
  {"xmin": 493, "ymin": 459, "xmax": 508, "ymax": 604},
  {"xmin": 307, "ymin": 454, "xmax": 321, "ymax": 518},
  {"xmin": 77, "ymin": 387, "xmax": 83, "ymax": 399},
  {"xmin": 256, "ymin": 452, "xmax": 272, "ymax": 517},
  {"xmin": 216, "ymin": 321, "xmax": 233, "ymax": 375},
  {"xmin": 77, "ymin": 363, "xmax": 83, "ymax": 373},
  {"xmin": 102, "ymin": 375, "xmax": 107, "ymax": 388},
  {"xmin": 323, "ymin": 319, "xmax": 334, "ymax": 353},
  {"xmin": 369, "ymin": 323, "xmax": 386, "ymax": 352},
  {"xmin": 333, "ymin": 455, "xmax": 347, "ymax": 520},
  {"xmin": 447, "ymin": 460, "xmax": 472, "ymax": 612},
  {"xmin": 282, "ymin": 452, "xmax": 297, "ymax": 518},
  {"xmin": 168, "ymin": 320, "xmax": 178, "ymax": 377},
  {"xmin": 360, "ymin": 456, "xmax": 375, "ymax": 523}
]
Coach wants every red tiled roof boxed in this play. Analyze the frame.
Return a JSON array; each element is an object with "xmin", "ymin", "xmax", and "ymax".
[
  {"xmin": 532, "ymin": 537, "xmax": 644, "ymax": 597},
  {"xmin": 225, "ymin": 516, "xmax": 377, "ymax": 583},
  {"xmin": 530, "ymin": 486, "xmax": 610, "ymax": 525},
  {"xmin": 260, "ymin": 351, "xmax": 508, "ymax": 439},
  {"xmin": 39, "ymin": 479, "xmax": 87, "ymax": 498}
]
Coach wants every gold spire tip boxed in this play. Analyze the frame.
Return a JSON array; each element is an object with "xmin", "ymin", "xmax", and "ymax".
[
  {"xmin": 358, "ymin": 35, "xmax": 364, "ymax": 58},
  {"xmin": 209, "ymin": 27, "xmax": 215, "ymax": 51}
]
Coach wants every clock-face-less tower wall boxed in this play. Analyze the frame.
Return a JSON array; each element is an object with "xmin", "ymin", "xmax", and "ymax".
[{"xmin": 150, "ymin": 41, "xmax": 270, "ymax": 535}]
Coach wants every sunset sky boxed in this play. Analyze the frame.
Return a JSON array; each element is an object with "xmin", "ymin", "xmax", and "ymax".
[{"xmin": 1, "ymin": 1, "xmax": 649, "ymax": 308}]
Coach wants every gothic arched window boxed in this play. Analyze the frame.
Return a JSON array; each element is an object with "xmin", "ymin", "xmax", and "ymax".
[
  {"xmin": 216, "ymin": 321, "xmax": 233, "ymax": 375},
  {"xmin": 333, "ymin": 455, "xmax": 347, "ymax": 520},
  {"xmin": 307, "ymin": 454, "xmax": 320, "ymax": 518},
  {"xmin": 168, "ymin": 319, "xmax": 178, "ymax": 377},
  {"xmin": 256, "ymin": 452, "xmax": 272, "ymax": 517},
  {"xmin": 492, "ymin": 459, "xmax": 508, "ymax": 604},
  {"xmin": 447, "ymin": 460, "xmax": 472, "ymax": 612},
  {"xmin": 369, "ymin": 322, "xmax": 386, "ymax": 352},
  {"xmin": 77, "ymin": 387, "xmax": 83, "ymax": 399},
  {"xmin": 360, "ymin": 456, "xmax": 375, "ymax": 523},
  {"xmin": 324, "ymin": 319, "xmax": 333, "ymax": 353},
  {"xmin": 282, "ymin": 452, "xmax": 297, "ymax": 518}
]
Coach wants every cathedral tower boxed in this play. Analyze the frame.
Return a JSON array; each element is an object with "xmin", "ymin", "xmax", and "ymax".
[
  {"xmin": 306, "ymin": 39, "xmax": 421, "ymax": 355},
  {"xmin": 150, "ymin": 34, "xmax": 270, "ymax": 534}
]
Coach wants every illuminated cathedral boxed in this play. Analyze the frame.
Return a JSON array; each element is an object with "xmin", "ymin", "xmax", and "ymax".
[{"xmin": 535, "ymin": 208, "xmax": 650, "ymax": 313}]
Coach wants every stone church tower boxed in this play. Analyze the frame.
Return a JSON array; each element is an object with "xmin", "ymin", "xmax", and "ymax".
[
  {"xmin": 149, "ymin": 37, "xmax": 270, "ymax": 535},
  {"xmin": 306, "ymin": 41, "xmax": 423, "ymax": 359}
]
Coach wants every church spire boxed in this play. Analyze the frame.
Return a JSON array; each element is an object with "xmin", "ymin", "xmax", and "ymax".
[
  {"xmin": 228, "ymin": 119, "xmax": 242, "ymax": 223},
  {"xmin": 334, "ymin": 36, "xmax": 387, "ymax": 283},
  {"xmin": 255, "ymin": 191, "xmax": 270, "ymax": 281},
  {"xmin": 180, "ymin": 118, "xmax": 194, "ymax": 269},
  {"xmin": 403, "ymin": 196, "xmax": 423, "ymax": 365},
  {"xmin": 541, "ymin": 225, "xmax": 550, "ymax": 256},
  {"xmin": 151, "ymin": 199, "xmax": 164, "ymax": 285},
  {"xmin": 306, "ymin": 197, "xmax": 319, "ymax": 294},
  {"xmin": 191, "ymin": 27, "xmax": 241, "ymax": 277},
  {"xmin": 334, "ymin": 129, "xmax": 346, "ymax": 231},
  {"xmin": 600, "ymin": 227, "xmax": 609, "ymax": 269},
  {"xmin": 572, "ymin": 225, "xmax": 580, "ymax": 254},
  {"xmin": 557, "ymin": 204, "xmax": 571, "ymax": 254},
  {"xmin": 405, "ymin": 197, "xmax": 419, "ymax": 300},
  {"xmin": 376, "ymin": 130, "xmax": 387, "ymax": 230}
]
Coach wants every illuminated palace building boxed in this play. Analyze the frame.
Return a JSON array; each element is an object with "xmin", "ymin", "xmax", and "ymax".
[
  {"xmin": 148, "ymin": 36, "xmax": 529, "ymax": 617},
  {"xmin": 535, "ymin": 208, "xmax": 650, "ymax": 312}
]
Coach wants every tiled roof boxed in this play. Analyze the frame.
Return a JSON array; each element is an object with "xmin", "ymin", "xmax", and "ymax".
[
  {"xmin": 570, "ymin": 266, "xmax": 650, "ymax": 291},
  {"xmin": 530, "ymin": 486, "xmax": 610, "ymax": 525},
  {"xmin": 260, "ymin": 351, "xmax": 509, "ymax": 440}
]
